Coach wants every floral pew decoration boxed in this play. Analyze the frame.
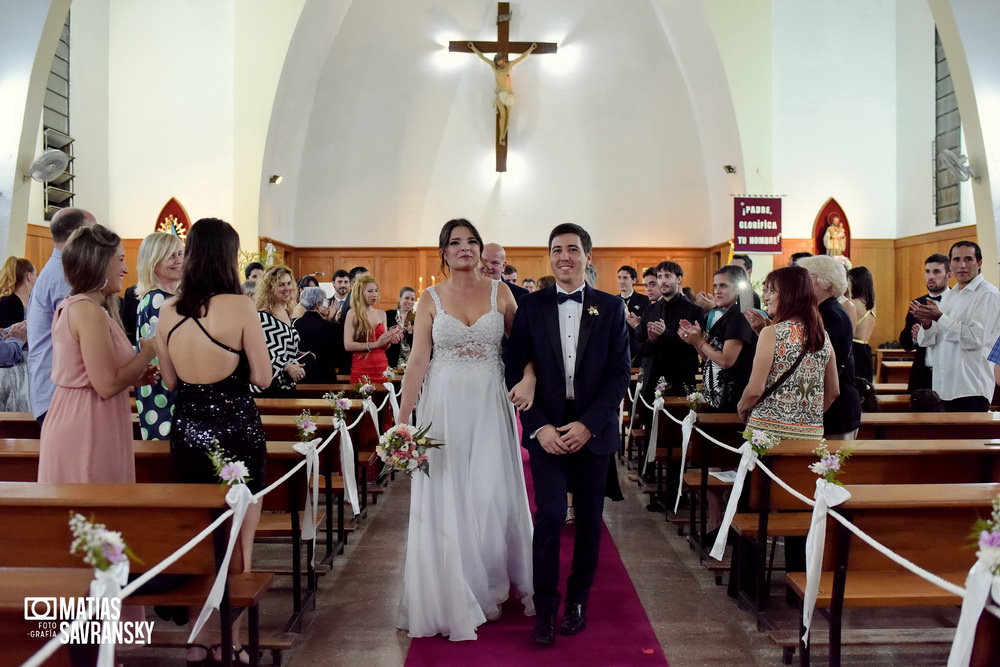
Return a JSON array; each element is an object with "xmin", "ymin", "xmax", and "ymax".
[
  {"xmin": 188, "ymin": 441, "xmax": 257, "ymax": 645},
  {"xmin": 323, "ymin": 391, "xmax": 361, "ymax": 516},
  {"xmin": 709, "ymin": 426, "xmax": 781, "ymax": 560},
  {"xmin": 293, "ymin": 410, "xmax": 323, "ymax": 562},
  {"xmin": 69, "ymin": 513, "xmax": 143, "ymax": 667},
  {"xmin": 948, "ymin": 493, "xmax": 1000, "ymax": 666},
  {"xmin": 801, "ymin": 443, "xmax": 852, "ymax": 645}
]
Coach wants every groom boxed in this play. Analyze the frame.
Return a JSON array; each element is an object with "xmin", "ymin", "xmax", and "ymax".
[{"xmin": 505, "ymin": 223, "xmax": 631, "ymax": 645}]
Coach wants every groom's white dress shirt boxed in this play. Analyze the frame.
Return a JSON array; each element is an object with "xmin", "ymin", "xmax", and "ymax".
[{"xmin": 556, "ymin": 284, "xmax": 584, "ymax": 400}]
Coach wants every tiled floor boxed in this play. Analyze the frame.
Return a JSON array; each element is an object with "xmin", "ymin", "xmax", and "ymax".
[{"xmin": 126, "ymin": 461, "xmax": 957, "ymax": 666}]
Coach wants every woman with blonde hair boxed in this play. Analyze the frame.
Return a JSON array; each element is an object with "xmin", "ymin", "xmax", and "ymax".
[
  {"xmin": 254, "ymin": 265, "xmax": 305, "ymax": 396},
  {"xmin": 344, "ymin": 274, "xmax": 400, "ymax": 383},
  {"xmin": 133, "ymin": 232, "xmax": 184, "ymax": 439},
  {"xmin": 0, "ymin": 257, "xmax": 35, "ymax": 411},
  {"xmin": 0, "ymin": 256, "xmax": 35, "ymax": 326}
]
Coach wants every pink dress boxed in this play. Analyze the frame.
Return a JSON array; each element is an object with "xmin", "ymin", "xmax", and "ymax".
[{"xmin": 38, "ymin": 294, "xmax": 136, "ymax": 483}]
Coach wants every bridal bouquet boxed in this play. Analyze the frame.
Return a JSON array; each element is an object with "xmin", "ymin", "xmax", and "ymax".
[
  {"xmin": 377, "ymin": 424, "xmax": 445, "ymax": 477},
  {"xmin": 69, "ymin": 513, "xmax": 141, "ymax": 571}
]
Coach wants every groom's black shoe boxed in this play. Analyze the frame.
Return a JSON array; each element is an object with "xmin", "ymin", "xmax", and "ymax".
[
  {"xmin": 560, "ymin": 602, "xmax": 587, "ymax": 635},
  {"xmin": 533, "ymin": 614, "xmax": 557, "ymax": 646}
]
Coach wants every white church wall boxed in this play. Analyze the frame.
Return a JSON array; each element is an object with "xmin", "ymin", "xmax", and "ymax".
[
  {"xmin": 70, "ymin": 0, "xmax": 110, "ymax": 230},
  {"xmin": 103, "ymin": 0, "xmax": 235, "ymax": 240},
  {"xmin": 280, "ymin": 0, "xmax": 733, "ymax": 249},
  {"xmin": 773, "ymin": 0, "xmax": 903, "ymax": 241}
]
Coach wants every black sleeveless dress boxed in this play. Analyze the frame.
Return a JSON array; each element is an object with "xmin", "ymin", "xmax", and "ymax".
[{"xmin": 168, "ymin": 317, "xmax": 267, "ymax": 493}]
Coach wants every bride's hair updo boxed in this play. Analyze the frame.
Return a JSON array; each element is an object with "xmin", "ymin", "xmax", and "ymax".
[{"xmin": 438, "ymin": 218, "xmax": 484, "ymax": 273}]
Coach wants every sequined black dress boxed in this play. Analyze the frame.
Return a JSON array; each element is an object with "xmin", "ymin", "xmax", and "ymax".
[{"xmin": 168, "ymin": 317, "xmax": 267, "ymax": 493}]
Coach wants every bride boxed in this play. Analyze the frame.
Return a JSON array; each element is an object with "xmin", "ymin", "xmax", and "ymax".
[{"xmin": 396, "ymin": 218, "xmax": 535, "ymax": 641}]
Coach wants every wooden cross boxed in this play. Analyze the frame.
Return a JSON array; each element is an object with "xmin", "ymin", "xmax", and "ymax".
[{"xmin": 450, "ymin": 3, "xmax": 557, "ymax": 172}]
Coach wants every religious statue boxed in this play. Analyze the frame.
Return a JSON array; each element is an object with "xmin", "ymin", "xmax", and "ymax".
[
  {"xmin": 822, "ymin": 213, "xmax": 847, "ymax": 257},
  {"xmin": 468, "ymin": 41, "xmax": 537, "ymax": 146}
]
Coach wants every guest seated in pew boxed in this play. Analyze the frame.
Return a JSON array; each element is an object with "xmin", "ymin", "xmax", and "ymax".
[
  {"xmin": 156, "ymin": 218, "xmax": 272, "ymax": 666},
  {"xmin": 344, "ymin": 274, "xmax": 402, "ymax": 383},
  {"xmin": 738, "ymin": 266, "xmax": 839, "ymax": 440},
  {"xmin": 678, "ymin": 265, "xmax": 757, "ymax": 411},
  {"xmin": 910, "ymin": 388, "xmax": 944, "ymax": 412},
  {"xmin": 38, "ymin": 225, "xmax": 159, "ymax": 483},
  {"xmin": 254, "ymin": 265, "xmax": 306, "ymax": 397},
  {"xmin": 133, "ymin": 231, "xmax": 185, "ymax": 440},
  {"xmin": 294, "ymin": 286, "xmax": 337, "ymax": 383}
]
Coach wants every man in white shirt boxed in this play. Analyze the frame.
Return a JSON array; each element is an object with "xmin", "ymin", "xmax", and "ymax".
[{"xmin": 911, "ymin": 240, "xmax": 1000, "ymax": 411}]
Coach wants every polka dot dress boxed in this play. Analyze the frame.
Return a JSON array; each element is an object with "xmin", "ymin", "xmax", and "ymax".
[{"xmin": 135, "ymin": 289, "xmax": 175, "ymax": 440}]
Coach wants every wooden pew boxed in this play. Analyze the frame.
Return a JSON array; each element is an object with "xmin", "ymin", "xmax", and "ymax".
[
  {"xmin": 0, "ymin": 567, "xmax": 94, "ymax": 666},
  {"xmin": 784, "ymin": 482, "xmax": 1000, "ymax": 666},
  {"xmin": 731, "ymin": 439, "xmax": 1000, "ymax": 627},
  {"xmin": 0, "ymin": 481, "xmax": 273, "ymax": 667},
  {"xmin": 877, "ymin": 359, "xmax": 912, "ymax": 384},
  {"xmin": 873, "ymin": 383, "xmax": 907, "ymax": 394},
  {"xmin": 0, "ymin": 438, "xmax": 341, "ymax": 634}
]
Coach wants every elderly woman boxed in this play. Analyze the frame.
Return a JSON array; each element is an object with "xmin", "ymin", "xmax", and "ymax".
[
  {"xmin": 796, "ymin": 255, "xmax": 862, "ymax": 439},
  {"xmin": 293, "ymin": 286, "xmax": 337, "ymax": 384}
]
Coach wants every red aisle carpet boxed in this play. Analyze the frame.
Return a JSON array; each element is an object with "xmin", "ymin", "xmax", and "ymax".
[{"xmin": 405, "ymin": 452, "xmax": 669, "ymax": 666}]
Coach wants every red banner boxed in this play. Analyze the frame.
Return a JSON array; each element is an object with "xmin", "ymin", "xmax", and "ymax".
[{"xmin": 733, "ymin": 196, "xmax": 782, "ymax": 253}]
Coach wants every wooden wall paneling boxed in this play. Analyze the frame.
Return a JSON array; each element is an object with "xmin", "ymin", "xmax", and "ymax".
[
  {"xmin": 297, "ymin": 254, "xmax": 335, "ymax": 282},
  {"xmin": 504, "ymin": 248, "xmax": 549, "ymax": 286},
  {"xmin": 24, "ymin": 224, "xmax": 53, "ymax": 272},
  {"xmin": 849, "ymin": 239, "xmax": 895, "ymax": 348},
  {"xmin": 121, "ymin": 238, "xmax": 141, "ymax": 292},
  {"xmin": 777, "ymin": 238, "xmax": 813, "ymax": 268},
  {"xmin": 376, "ymin": 255, "xmax": 418, "ymax": 309}
]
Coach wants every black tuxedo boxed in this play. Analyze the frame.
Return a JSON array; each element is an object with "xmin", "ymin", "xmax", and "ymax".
[
  {"xmin": 505, "ymin": 284, "xmax": 630, "ymax": 617},
  {"xmin": 899, "ymin": 293, "xmax": 940, "ymax": 392},
  {"xmin": 622, "ymin": 291, "xmax": 650, "ymax": 358},
  {"xmin": 633, "ymin": 294, "xmax": 702, "ymax": 400}
]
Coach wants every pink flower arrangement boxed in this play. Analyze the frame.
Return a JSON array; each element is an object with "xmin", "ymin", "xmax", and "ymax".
[
  {"xmin": 323, "ymin": 390, "xmax": 353, "ymax": 423},
  {"xmin": 69, "ymin": 513, "xmax": 140, "ymax": 571},
  {"xmin": 808, "ymin": 443, "xmax": 852, "ymax": 485},
  {"xmin": 971, "ymin": 495, "xmax": 1000, "ymax": 575},
  {"xmin": 296, "ymin": 409, "xmax": 318, "ymax": 441},
  {"xmin": 377, "ymin": 424, "xmax": 445, "ymax": 477},
  {"xmin": 357, "ymin": 376, "xmax": 375, "ymax": 397},
  {"xmin": 206, "ymin": 438, "xmax": 252, "ymax": 486}
]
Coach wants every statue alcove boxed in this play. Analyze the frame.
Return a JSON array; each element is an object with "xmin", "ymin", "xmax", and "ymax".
[{"xmin": 811, "ymin": 197, "xmax": 850, "ymax": 258}]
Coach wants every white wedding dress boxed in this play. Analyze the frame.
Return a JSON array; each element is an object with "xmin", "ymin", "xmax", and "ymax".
[{"xmin": 398, "ymin": 280, "xmax": 534, "ymax": 641}]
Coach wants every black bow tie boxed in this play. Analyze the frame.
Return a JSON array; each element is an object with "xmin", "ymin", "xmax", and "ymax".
[
  {"xmin": 928, "ymin": 295, "xmax": 942, "ymax": 302},
  {"xmin": 557, "ymin": 291, "xmax": 583, "ymax": 304}
]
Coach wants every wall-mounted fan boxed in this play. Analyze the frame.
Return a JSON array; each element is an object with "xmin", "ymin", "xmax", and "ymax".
[
  {"xmin": 937, "ymin": 148, "xmax": 976, "ymax": 182},
  {"xmin": 28, "ymin": 148, "xmax": 70, "ymax": 183}
]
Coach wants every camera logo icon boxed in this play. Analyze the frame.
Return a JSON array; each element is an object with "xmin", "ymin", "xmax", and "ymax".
[{"xmin": 24, "ymin": 597, "xmax": 57, "ymax": 621}]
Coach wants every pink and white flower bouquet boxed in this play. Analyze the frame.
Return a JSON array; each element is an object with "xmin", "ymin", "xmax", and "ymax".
[
  {"xmin": 69, "ymin": 513, "xmax": 141, "ymax": 571},
  {"xmin": 323, "ymin": 390, "xmax": 353, "ymax": 423},
  {"xmin": 206, "ymin": 438, "xmax": 251, "ymax": 486},
  {"xmin": 972, "ymin": 494, "xmax": 1000, "ymax": 576},
  {"xmin": 808, "ymin": 443, "xmax": 852, "ymax": 485},
  {"xmin": 377, "ymin": 424, "xmax": 445, "ymax": 477}
]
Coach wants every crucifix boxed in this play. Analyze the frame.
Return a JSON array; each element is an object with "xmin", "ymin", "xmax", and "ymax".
[{"xmin": 450, "ymin": 3, "xmax": 557, "ymax": 172}]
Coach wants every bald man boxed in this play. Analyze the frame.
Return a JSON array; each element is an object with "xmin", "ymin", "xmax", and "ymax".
[
  {"xmin": 27, "ymin": 207, "xmax": 97, "ymax": 425},
  {"xmin": 482, "ymin": 242, "xmax": 529, "ymax": 300}
]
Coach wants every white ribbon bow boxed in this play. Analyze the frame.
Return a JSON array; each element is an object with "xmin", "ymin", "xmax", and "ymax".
[
  {"xmin": 382, "ymin": 382, "xmax": 400, "ymax": 423},
  {"xmin": 673, "ymin": 410, "xmax": 698, "ymax": 513},
  {"xmin": 947, "ymin": 561, "xmax": 997, "ymax": 666},
  {"xmin": 91, "ymin": 559, "xmax": 129, "ymax": 667},
  {"xmin": 709, "ymin": 442, "xmax": 758, "ymax": 560},
  {"xmin": 292, "ymin": 437, "xmax": 322, "ymax": 565},
  {"xmin": 645, "ymin": 397, "xmax": 665, "ymax": 466},
  {"xmin": 334, "ymin": 417, "xmax": 361, "ymax": 517},
  {"xmin": 188, "ymin": 483, "xmax": 256, "ymax": 643},
  {"xmin": 802, "ymin": 478, "xmax": 852, "ymax": 645}
]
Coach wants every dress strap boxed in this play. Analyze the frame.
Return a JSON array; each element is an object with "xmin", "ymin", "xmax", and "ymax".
[
  {"xmin": 427, "ymin": 285, "xmax": 443, "ymax": 313},
  {"xmin": 166, "ymin": 315, "xmax": 239, "ymax": 354},
  {"xmin": 490, "ymin": 279, "xmax": 499, "ymax": 311}
]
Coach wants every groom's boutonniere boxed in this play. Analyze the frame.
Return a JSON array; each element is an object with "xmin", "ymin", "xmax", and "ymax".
[{"xmin": 587, "ymin": 305, "xmax": 599, "ymax": 317}]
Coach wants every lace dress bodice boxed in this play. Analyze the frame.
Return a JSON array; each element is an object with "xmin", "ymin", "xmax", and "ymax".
[{"xmin": 426, "ymin": 281, "xmax": 504, "ymax": 374}]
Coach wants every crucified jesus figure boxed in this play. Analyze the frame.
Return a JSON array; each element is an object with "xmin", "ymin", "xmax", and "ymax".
[{"xmin": 469, "ymin": 41, "xmax": 537, "ymax": 146}]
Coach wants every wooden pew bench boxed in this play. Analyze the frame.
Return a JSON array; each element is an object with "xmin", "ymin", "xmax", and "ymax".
[
  {"xmin": 0, "ymin": 481, "xmax": 274, "ymax": 667},
  {"xmin": 783, "ymin": 482, "xmax": 1000, "ymax": 666},
  {"xmin": 728, "ymin": 439, "xmax": 1000, "ymax": 627}
]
